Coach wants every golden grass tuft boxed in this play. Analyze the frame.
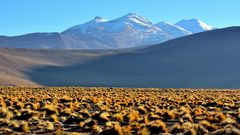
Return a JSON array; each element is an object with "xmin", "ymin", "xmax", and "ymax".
[
  {"xmin": 137, "ymin": 127, "xmax": 150, "ymax": 135},
  {"xmin": 19, "ymin": 121, "xmax": 30, "ymax": 133},
  {"xmin": 112, "ymin": 113, "xmax": 124, "ymax": 122},
  {"xmin": 127, "ymin": 110, "xmax": 140, "ymax": 123},
  {"xmin": 99, "ymin": 112, "xmax": 110, "ymax": 122},
  {"xmin": 50, "ymin": 114, "xmax": 59, "ymax": 122},
  {"xmin": 101, "ymin": 121, "xmax": 123, "ymax": 135},
  {"xmin": 137, "ymin": 105, "xmax": 148, "ymax": 114},
  {"xmin": 170, "ymin": 123, "xmax": 185, "ymax": 134},
  {"xmin": 146, "ymin": 120, "xmax": 168, "ymax": 134},
  {"xmin": 41, "ymin": 104, "xmax": 58, "ymax": 115}
]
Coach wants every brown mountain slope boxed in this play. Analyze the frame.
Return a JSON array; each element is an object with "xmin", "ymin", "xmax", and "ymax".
[{"xmin": 0, "ymin": 48, "xmax": 120, "ymax": 86}]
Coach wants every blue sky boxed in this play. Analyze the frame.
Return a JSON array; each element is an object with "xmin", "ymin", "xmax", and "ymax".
[{"xmin": 0, "ymin": 0, "xmax": 239, "ymax": 36}]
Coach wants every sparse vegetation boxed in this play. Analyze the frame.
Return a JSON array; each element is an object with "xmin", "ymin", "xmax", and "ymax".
[{"xmin": 0, "ymin": 87, "xmax": 239, "ymax": 134}]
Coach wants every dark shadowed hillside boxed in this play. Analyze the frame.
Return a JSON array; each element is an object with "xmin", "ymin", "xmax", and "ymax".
[
  {"xmin": 1, "ymin": 27, "xmax": 240, "ymax": 88},
  {"xmin": 0, "ymin": 48, "xmax": 123, "ymax": 86}
]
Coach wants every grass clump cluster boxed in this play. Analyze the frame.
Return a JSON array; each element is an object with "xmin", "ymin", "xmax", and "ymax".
[{"xmin": 0, "ymin": 87, "xmax": 239, "ymax": 134}]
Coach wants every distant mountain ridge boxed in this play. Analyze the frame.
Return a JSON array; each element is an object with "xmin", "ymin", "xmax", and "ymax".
[
  {"xmin": 0, "ymin": 13, "xmax": 214, "ymax": 49},
  {"xmin": 1, "ymin": 27, "xmax": 240, "ymax": 87}
]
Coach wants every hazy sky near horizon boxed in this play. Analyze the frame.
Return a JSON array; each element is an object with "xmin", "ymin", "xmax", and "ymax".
[{"xmin": 0, "ymin": 0, "xmax": 239, "ymax": 36}]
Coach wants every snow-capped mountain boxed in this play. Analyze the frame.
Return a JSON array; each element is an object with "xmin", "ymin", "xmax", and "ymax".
[
  {"xmin": 175, "ymin": 19, "xmax": 214, "ymax": 33},
  {"xmin": 62, "ymin": 13, "xmax": 171, "ymax": 48},
  {"xmin": 0, "ymin": 13, "xmax": 215, "ymax": 49},
  {"xmin": 155, "ymin": 22, "xmax": 192, "ymax": 38},
  {"xmin": 64, "ymin": 16, "xmax": 108, "ymax": 35}
]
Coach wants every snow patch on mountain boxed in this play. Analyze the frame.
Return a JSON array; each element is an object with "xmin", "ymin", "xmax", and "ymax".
[
  {"xmin": 155, "ymin": 21, "xmax": 192, "ymax": 38},
  {"xmin": 175, "ymin": 19, "xmax": 214, "ymax": 33}
]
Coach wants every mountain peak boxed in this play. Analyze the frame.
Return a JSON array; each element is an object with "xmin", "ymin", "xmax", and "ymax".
[
  {"xmin": 191, "ymin": 18, "xmax": 201, "ymax": 21},
  {"xmin": 181, "ymin": 19, "xmax": 209, "ymax": 26},
  {"xmin": 157, "ymin": 21, "xmax": 173, "ymax": 25},
  {"xmin": 122, "ymin": 12, "xmax": 144, "ymax": 19},
  {"xmin": 115, "ymin": 12, "xmax": 153, "ymax": 27},
  {"xmin": 126, "ymin": 12, "xmax": 137, "ymax": 16},
  {"xmin": 93, "ymin": 16, "xmax": 108, "ymax": 23},
  {"xmin": 176, "ymin": 19, "xmax": 214, "ymax": 33},
  {"xmin": 182, "ymin": 18, "xmax": 200, "ymax": 21}
]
